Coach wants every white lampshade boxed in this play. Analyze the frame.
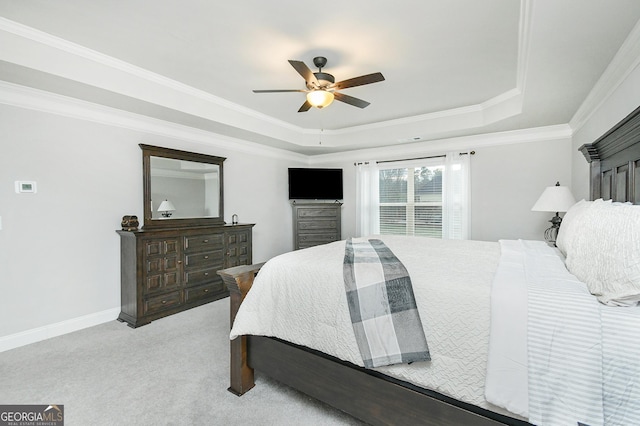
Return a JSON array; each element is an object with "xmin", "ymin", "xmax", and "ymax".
[
  {"xmin": 531, "ymin": 183, "xmax": 576, "ymax": 213},
  {"xmin": 306, "ymin": 90, "xmax": 334, "ymax": 108},
  {"xmin": 157, "ymin": 199, "xmax": 175, "ymax": 212}
]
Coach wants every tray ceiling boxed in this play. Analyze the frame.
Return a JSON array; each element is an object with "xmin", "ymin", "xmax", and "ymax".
[{"xmin": 1, "ymin": 0, "xmax": 639, "ymax": 154}]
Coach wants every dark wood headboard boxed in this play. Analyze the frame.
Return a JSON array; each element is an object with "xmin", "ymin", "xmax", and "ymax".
[{"xmin": 579, "ymin": 105, "xmax": 640, "ymax": 204}]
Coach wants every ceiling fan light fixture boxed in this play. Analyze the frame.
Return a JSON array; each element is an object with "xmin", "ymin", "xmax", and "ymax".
[{"xmin": 307, "ymin": 90, "xmax": 334, "ymax": 108}]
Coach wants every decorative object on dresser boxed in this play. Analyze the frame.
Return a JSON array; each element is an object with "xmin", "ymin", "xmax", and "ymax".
[
  {"xmin": 120, "ymin": 215, "xmax": 139, "ymax": 231},
  {"xmin": 531, "ymin": 182, "xmax": 576, "ymax": 243},
  {"xmin": 117, "ymin": 144, "xmax": 253, "ymax": 328},
  {"xmin": 292, "ymin": 202, "xmax": 342, "ymax": 250}
]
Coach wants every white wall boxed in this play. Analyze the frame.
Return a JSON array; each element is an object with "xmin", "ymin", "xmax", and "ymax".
[
  {"xmin": 0, "ymin": 103, "xmax": 305, "ymax": 349},
  {"xmin": 571, "ymin": 62, "xmax": 640, "ymax": 199},
  {"xmin": 316, "ymin": 136, "xmax": 572, "ymax": 242},
  {"xmin": 0, "ymin": 96, "xmax": 578, "ymax": 352},
  {"xmin": 469, "ymin": 139, "xmax": 572, "ymax": 241}
]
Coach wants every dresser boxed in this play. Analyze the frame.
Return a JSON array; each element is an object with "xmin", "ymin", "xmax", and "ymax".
[
  {"xmin": 117, "ymin": 223, "xmax": 253, "ymax": 327},
  {"xmin": 292, "ymin": 203, "xmax": 342, "ymax": 250}
]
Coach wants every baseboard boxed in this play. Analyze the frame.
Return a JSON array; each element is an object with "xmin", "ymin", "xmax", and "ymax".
[{"xmin": 0, "ymin": 308, "xmax": 120, "ymax": 353}]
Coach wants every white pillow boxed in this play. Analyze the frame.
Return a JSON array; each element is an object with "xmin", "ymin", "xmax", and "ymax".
[
  {"xmin": 556, "ymin": 199, "xmax": 593, "ymax": 256},
  {"xmin": 564, "ymin": 200, "xmax": 640, "ymax": 306}
]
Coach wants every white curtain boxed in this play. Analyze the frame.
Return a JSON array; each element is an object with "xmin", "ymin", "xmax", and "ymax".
[
  {"xmin": 442, "ymin": 151, "xmax": 470, "ymax": 239},
  {"xmin": 355, "ymin": 161, "xmax": 380, "ymax": 237},
  {"xmin": 355, "ymin": 152, "xmax": 471, "ymax": 239}
]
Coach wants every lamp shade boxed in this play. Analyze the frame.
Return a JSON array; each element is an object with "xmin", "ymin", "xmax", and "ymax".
[
  {"xmin": 531, "ymin": 184, "xmax": 576, "ymax": 213},
  {"xmin": 157, "ymin": 199, "xmax": 175, "ymax": 212},
  {"xmin": 306, "ymin": 90, "xmax": 334, "ymax": 108}
]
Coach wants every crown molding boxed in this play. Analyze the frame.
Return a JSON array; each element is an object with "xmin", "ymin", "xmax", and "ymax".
[
  {"xmin": 0, "ymin": 17, "xmax": 303, "ymax": 133},
  {"xmin": 0, "ymin": 7, "xmax": 530, "ymax": 147},
  {"xmin": 0, "ymin": 77, "xmax": 565, "ymax": 168},
  {"xmin": 309, "ymin": 123, "xmax": 572, "ymax": 165},
  {"xmin": 0, "ymin": 63, "xmax": 571, "ymax": 170},
  {"xmin": 0, "ymin": 80, "xmax": 306, "ymax": 162},
  {"xmin": 516, "ymin": 0, "xmax": 533, "ymax": 92},
  {"xmin": 569, "ymin": 18, "xmax": 640, "ymax": 133}
]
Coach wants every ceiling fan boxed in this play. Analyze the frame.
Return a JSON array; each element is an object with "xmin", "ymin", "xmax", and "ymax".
[{"xmin": 253, "ymin": 56, "xmax": 385, "ymax": 112}]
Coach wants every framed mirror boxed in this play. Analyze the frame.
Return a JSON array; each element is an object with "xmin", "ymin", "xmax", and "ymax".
[{"xmin": 140, "ymin": 144, "xmax": 225, "ymax": 229}]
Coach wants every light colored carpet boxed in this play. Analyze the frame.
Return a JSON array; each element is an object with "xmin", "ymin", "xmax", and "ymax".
[{"xmin": 0, "ymin": 298, "xmax": 366, "ymax": 425}]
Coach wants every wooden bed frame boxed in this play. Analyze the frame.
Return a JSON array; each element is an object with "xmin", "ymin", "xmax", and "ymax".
[
  {"xmin": 218, "ymin": 106, "xmax": 640, "ymax": 426},
  {"xmin": 580, "ymin": 104, "xmax": 640, "ymax": 204}
]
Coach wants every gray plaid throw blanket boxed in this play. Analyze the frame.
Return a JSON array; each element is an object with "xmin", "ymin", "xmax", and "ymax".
[{"xmin": 343, "ymin": 238, "xmax": 431, "ymax": 368}]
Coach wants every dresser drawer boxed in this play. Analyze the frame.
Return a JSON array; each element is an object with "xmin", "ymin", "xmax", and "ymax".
[
  {"xmin": 184, "ymin": 282, "xmax": 224, "ymax": 304},
  {"xmin": 298, "ymin": 233, "xmax": 339, "ymax": 246},
  {"xmin": 145, "ymin": 239, "xmax": 179, "ymax": 256},
  {"xmin": 298, "ymin": 220, "xmax": 338, "ymax": 231},
  {"xmin": 184, "ymin": 266, "xmax": 221, "ymax": 287},
  {"xmin": 184, "ymin": 233, "xmax": 224, "ymax": 252},
  {"xmin": 146, "ymin": 256, "xmax": 179, "ymax": 274},
  {"xmin": 184, "ymin": 249, "xmax": 224, "ymax": 269},
  {"xmin": 226, "ymin": 230, "xmax": 250, "ymax": 245},
  {"xmin": 297, "ymin": 207, "xmax": 339, "ymax": 219},
  {"xmin": 145, "ymin": 271, "xmax": 181, "ymax": 294},
  {"xmin": 143, "ymin": 291, "xmax": 182, "ymax": 315},
  {"xmin": 144, "ymin": 251, "xmax": 181, "ymax": 294}
]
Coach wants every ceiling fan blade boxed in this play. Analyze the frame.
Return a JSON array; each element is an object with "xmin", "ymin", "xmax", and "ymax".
[
  {"xmin": 298, "ymin": 100, "xmax": 312, "ymax": 112},
  {"xmin": 333, "ymin": 92, "xmax": 370, "ymax": 108},
  {"xmin": 253, "ymin": 89, "xmax": 306, "ymax": 93},
  {"xmin": 332, "ymin": 72, "xmax": 385, "ymax": 90},
  {"xmin": 288, "ymin": 60, "xmax": 319, "ymax": 86}
]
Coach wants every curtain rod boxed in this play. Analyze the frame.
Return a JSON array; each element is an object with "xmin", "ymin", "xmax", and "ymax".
[
  {"xmin": 354, "ymin": 151, "xmax": 474, "ymax": 166},
  {"xmin": 376, "ymin": 154, "xmax": 445, "ymax": 164}
]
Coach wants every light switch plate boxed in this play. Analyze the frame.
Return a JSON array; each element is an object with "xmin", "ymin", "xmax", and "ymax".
[{"xmin": 15, "ymin": 181, "xmax": 37, "ymax": 193}]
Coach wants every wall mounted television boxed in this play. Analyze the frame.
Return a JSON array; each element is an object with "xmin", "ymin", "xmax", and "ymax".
[{"xmin": 288, "ymin": 168, "xmax": 343, "ymax": 200}]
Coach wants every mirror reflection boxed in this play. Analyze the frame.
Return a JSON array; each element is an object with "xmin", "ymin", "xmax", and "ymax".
[{"xmin": 150, "ymin": 156, "xmax": 221, "ymax": 219}]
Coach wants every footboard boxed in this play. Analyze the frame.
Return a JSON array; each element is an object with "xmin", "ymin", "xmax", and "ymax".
[{"xmin": 217, "ymin": 262, "xmax": 265, "ymax": 395}]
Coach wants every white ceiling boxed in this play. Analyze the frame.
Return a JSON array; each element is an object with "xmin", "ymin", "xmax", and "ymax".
[{"xmin": 1, "ymin": 0, "xmax": 640, "ymax": 155}]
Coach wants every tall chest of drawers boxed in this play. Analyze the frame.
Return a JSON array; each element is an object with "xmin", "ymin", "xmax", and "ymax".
[
  {"xmin": 117, "ymin": 224, "xmax": 253, "ymax": 328},
  {"xmin": 292, "ymin": 203, "xmax": 342, "ymax": 250}
]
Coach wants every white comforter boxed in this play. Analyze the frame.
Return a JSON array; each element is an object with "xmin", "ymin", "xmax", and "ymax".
[
  {"xmin": 230, "ymin": 235, "xmax": 504, "ymax": 411},
  {"xmin": 231, "ymin": 236, "xmax": 640, "ymax": 424}
]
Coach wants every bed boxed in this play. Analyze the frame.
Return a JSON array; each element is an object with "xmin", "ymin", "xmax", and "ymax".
[{"xmin": 218, "ymin": 106, "xmax": 640, "ymax": 426}]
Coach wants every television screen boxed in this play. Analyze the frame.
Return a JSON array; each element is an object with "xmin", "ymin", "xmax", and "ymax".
[{"xmin": 288, "ymin": 168, "xmax": 343, "ymax": 200}]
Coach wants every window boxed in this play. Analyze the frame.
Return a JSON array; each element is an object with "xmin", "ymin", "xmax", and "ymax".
[
  {"xmin": 379, "ymin": 166, "xmax": 444, "ymax": 237},
  {"xmin": 356, "ymin": 152, "xmax": 469, "ymax": 239}
]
